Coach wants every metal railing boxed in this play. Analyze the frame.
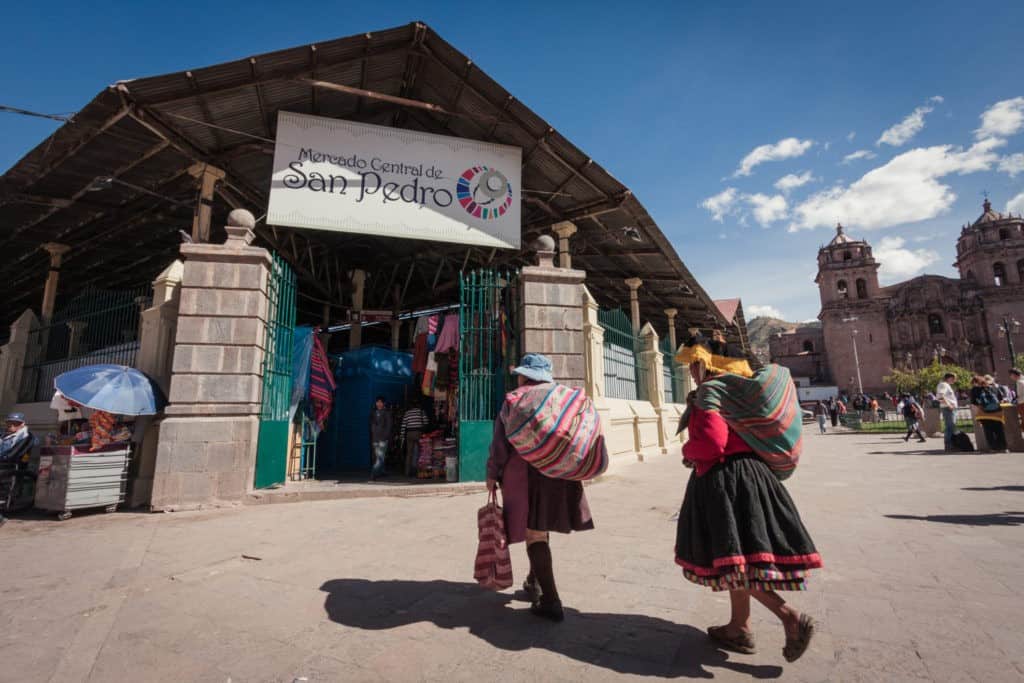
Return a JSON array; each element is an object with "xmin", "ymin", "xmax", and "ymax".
[
  {"xmin": 598, "ymin": 308, "xmax": 647, "ymax": 401},
  {"xmin": 18, "ymin": 286, "xmax": 151, "ymax": 403}
]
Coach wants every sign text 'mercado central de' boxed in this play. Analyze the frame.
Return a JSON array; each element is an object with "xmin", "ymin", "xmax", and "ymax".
[{"xmin": 267, "ymin": 112, "xmax": 522, "ymax": 249}]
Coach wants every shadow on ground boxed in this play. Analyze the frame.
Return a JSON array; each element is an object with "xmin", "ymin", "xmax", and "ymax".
[
  {"xmin": 886, "ymin": 511, "xmax": 1024, "ymax": 526},
  {"xmin": 962, "ymin": 485, "xmax": 1024, "ymax": 492},
  {"xmin": 320, "ymin": 579, "xmax": 783, "ymax": 679}
]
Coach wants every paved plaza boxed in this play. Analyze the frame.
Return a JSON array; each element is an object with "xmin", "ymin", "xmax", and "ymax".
[{"xmin": 3, "ymin": 429, "xmax": 1024, "ymax": 682}]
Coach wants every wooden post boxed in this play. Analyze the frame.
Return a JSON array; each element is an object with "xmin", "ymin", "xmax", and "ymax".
[
  {"xmin": 188, "ymin": 163, "xmax": 226, "ymax": 243},
  {"xmin": 40, "ymin": 242, "xmax": 71, "ymax": 323},
  {"xmin": 552, "ymin": 221, "xmax": 578, "ymax": 270},
  {"xmin": 350, "ymin": 269, "xmax": 366, "ymax": 349}
]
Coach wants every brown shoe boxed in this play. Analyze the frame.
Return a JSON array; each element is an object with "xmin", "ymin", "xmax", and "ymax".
[{"xmin": 707, "ymin": 625, "xmax": 756, "ymax": 654}]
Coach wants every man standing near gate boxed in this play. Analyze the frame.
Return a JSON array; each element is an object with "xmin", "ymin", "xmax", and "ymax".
[{"xmin": 936, "ymin": 372, "xmax": 958, "ymax": 451}]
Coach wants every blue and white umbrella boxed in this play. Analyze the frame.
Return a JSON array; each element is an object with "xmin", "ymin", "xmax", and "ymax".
[{"xmin": 54, "ymin": 364, "xmax": 167, "ymax": 416}]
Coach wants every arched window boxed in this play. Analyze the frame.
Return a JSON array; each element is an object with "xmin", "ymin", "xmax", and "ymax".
[
  {"xmin": 928, "ymin": 314, "xmax": 944, "ymax": 335},
  {"xmin": 856, "ymin": 278, "xmax": 868, "ymax": 299},
  {"xmin": 994, "ymin": 262, "xmax": 1006, "ymax": 286},
  {"xmin": 999, "ymin": 228, "xmax": 1010, "ymax": 240},
  {"xmin": 803, "ymin": 340, "xmax": 814, "ymax": 353},
  {"xmin": 837, "ymin": 279, "xmax": 848, "ymax": 299},
  {"xmin": 843, "ymin": 251, "xmax": 852, "ymax": 261}
]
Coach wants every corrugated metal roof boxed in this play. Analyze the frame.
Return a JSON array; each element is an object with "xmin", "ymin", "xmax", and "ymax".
[{"xmin": 0, "ymin": 21, "xmax": 727, "ymax": 333}]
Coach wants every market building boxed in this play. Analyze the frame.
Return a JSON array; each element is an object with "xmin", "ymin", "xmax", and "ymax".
[
  {"xmin": 771, "ymin": 204, "xmax": 1024, "ymax": 395},
  {"xmin": 0, "ymin": 22, "xmax": 740, "ymax": 510}
]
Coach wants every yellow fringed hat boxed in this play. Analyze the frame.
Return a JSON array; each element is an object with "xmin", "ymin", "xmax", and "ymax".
[{"xmin": 675, "ymin": 331, "xmax": 754, "ymax": 378}]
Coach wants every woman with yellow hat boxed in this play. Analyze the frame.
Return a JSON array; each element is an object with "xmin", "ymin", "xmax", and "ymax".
[{"xmin": 674, "ymin": 332, "xmax": 821, "ymax": 663}]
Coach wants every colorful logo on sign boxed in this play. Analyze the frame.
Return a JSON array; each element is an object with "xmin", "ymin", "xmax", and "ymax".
[{"xmin": 456, "ymin": 166, "xmax": 513, "ymax": 220}]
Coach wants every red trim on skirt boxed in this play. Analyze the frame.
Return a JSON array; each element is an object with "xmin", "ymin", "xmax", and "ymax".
[{"xmin": 675, "ymin": 551, "xmax": 824, "ymax": 577}]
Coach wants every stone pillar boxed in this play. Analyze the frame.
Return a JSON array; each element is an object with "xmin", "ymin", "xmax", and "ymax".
[
  {"xmin": 349, "ymin": 269, "xmax": 366, "ymax": 349},
  {"xmin": 582, "ymin": 287, "xmax": 606, "ymax": 401},
  {"xmin": 639, "ymin": 322, "xmax": 668, "ymax": 454},
  {"xmin": 519, "ymin": 236, "xmax": 586, "ymax": 388},
  {"xmin": 552, "ymin": 221, "xmax": 578, "ymax": 270},
  {"xmin": 625, "ymin": 277, "xmax": 643, "ymax": 334},
  {"xmin": 0, "ymin": 310, "xmax": 39, "ymax": 412},
  {"xmin": 151, "ymin": 210, "xmax": 271, "ymax": 510},
  {"xmin": 129, "ymin": 259, "xmax": 184, "ymax": 507},
  {"xmin": 66, "ymin": 321, "xmax": 87, "ymax": 358},
  {"xmin": 40, "ymin": 242, "xmax": 71, "ymax": 323},
  {"xmin": 664, "ymin": 308, "xmax": 678, "ymax": 353}
]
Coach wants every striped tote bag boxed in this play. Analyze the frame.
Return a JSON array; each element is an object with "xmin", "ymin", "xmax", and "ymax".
[
  {"xmin": 473, "ymin": 492, "xmax": 513, "ymax": 591},
  {"xmin": 500, "ymin": 382, "xmax": 607, "ymax": 481}
]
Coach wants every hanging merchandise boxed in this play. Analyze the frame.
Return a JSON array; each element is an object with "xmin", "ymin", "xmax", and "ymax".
[
  {"xmin": 435, "ymin": 313, "xmax": 460, "ymax": 353},
  {"xmin": 308, "ymin": 331, "xmax": 335, "ymax": 429},
  {"xmin": 422, "ymin": 352, "xmax": 437, "ymax": 396}
]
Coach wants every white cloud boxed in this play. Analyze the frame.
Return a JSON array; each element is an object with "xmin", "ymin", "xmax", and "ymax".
[
  {"xmin": 929, "ymin": 95, "xmax": 945, "ymax": 104},
  {"xmin": 877, "ymin": 104, "xmax": 935, "ymax": 147},
  {"xmin": 823, "ymin": 141, "xmax": 832, "ymax": 151},
  {"xmin": 975, "ymin": 97, "xmax": 1024, "ymax": 140},
  {"xmin": 734, "ymin": 138, "xmax": 814, "ymax": 177},
  {"xmin": 998, "ymin": 153, "xmax": 1024, "ymax": 177},
  {"xmin": 846, "ymin": 131, "xmax": 856, "ymax": 142},
  {"xmin": 842, "ymin": 149, "xmax": 877, "ymax": 164},
  {"xmin": 719, "ymin": 232, "xmax": 728, "ymax": 240},
  {"xmin": 701, "ymin": 187, "xmax": 739, "ymax": 222},
  {"xmin": 744, "ymin": 193, "xmax": 788, "ymax": 226},
  {"xmin": 789, "ymin": 138, "xmax": 1005, "ymax": 232},
  {"xmin": 1008, "ymin": 191, "xmax": 1024, "ymax": 215},
  {"xmin": 774, "ymin": 171, "xmax": 816, "ymax": 193},
  {"xmin": 874, "ymin": 236, "xmax": 940, "ymax": 282},
  {"xmin": 747, "ymin": 304, "xmax": 784, "ymax": 319}
]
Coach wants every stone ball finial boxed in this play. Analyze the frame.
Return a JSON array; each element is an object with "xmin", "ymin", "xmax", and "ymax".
[
  {"xmin": 227, "ymin": 208, "xmax": 256, "ymax": 229},
  {"xmin": 533, "ymin": 234, "xmax": 556, "ymax": 252}
]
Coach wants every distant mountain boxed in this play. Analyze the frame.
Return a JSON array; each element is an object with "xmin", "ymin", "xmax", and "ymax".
[{"xmin": 746, "ymin": 316, "xmax": 821, "ymax": 363}]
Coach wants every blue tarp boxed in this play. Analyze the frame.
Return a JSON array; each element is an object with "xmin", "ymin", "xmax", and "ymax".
[{"xmin": 290, "ymin": 326, "xmax": 315, "ymax": 422}]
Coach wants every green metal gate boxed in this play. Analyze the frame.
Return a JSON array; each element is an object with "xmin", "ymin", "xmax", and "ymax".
[
  {"xmin": 254, "ymin": 252, "xmax": 297, "ymax": 489},
  {"xmin": 458, "ymin": 269, "xmax": 518, "ymax": 482},
  {"xmin": 598, "ymin": 308, "xmax": 647, "ymax": 401}
]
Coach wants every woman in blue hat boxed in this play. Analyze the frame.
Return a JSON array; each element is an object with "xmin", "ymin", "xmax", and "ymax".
[{"xmin": 486, "ymin": 353, "xmax": 598, "ymax": 622}]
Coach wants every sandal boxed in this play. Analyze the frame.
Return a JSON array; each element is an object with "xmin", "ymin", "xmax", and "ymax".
[
  {"xmin": 782, "ymin": 614, "xmax": 816, "ymax": 662},
  {"xmin": 707, "ymin": 625, "xmax": 757, "ymax": 654}
]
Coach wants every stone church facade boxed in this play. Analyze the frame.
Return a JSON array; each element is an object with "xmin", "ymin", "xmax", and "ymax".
[{"xmin": 772, "ymin": 200, "xmax": 1024, "ymax": 394}]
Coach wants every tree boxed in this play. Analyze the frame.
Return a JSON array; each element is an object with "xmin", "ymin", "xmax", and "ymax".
[
  {"xmin": 1014, "ymin": 353, "xmax": 1024, "ymax": 371},
  {"xmin": 884, "ymin": 361, "xmax": 973, "ymax": 397}
]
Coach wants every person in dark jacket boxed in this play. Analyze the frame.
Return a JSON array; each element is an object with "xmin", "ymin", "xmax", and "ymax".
[
  {"xmin": 486, "ymin": 353, "xmax": 599, "ymax": 622},
  {"xmin": 899, "ymin": 394, "xmax": 927, "ymax": 443},
  {"xmin": 369, "ymin": 396, "xmax": 393, "ymax": 480},
  {"xmin": 970, "ymin": 375, "xmax": 1007, "ymax": 451}
]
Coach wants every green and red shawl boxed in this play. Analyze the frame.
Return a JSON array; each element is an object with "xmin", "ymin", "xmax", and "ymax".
[{"xmin": 695, "ymin": 364, "xmax": 803, "ymax": 479}]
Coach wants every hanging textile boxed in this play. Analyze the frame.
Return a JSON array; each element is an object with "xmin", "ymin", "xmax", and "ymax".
[
  {"xmin": 412, "ymin": 333, "xmax": 429, "ymax": 374},
  {"xmin": 309, "ymin": 332, "xmax": 336, "ymax": 429},
  {"xmin": 435, "ymin": 313, "xmax": 460, "ymax": 353}
]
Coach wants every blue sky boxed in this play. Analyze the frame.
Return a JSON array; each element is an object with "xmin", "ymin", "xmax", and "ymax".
[{"xmin": 2, "ymin": 1, "xmax": 1023, "ymax": 322}]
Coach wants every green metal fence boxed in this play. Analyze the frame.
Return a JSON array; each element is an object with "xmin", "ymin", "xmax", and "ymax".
[
  {"xmin": 598, "ymin": 308, "xmax": 647, "ymax": 401},
  {"xmin": 253, "ymin": 252, "xmax": 297, "ymax": 489},
  {"xmin": 19, "ymin": 286, "xmax": 151, "ymax": 403},
  {"xmin": 459, "ymin": 269, "xmax": 518, "ymax": 482},
  {"xmin": 660, "ymin": 337, "xmax": 688, "ymax": 404}
]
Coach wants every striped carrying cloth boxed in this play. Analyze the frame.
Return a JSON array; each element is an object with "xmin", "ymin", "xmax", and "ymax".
[
  {"xmin": 695, "ymin": 364, "xmax": 803, "ymax": 479},
  {"xmin": 500, "ymin": 382, "xmax": 607, "ymax": 481},
  {"xmin": 473, "ymin": 492, "xmax": 513, "ymax": 590}
]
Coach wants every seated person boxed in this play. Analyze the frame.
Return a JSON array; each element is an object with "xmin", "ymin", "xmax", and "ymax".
[{"xmin": 0, "ymin": 413, "xmax": 32, "ymax": 464}]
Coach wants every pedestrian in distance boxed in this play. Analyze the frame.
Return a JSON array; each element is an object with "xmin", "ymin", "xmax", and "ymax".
[
  {"xmin": 813, "ymin": 401, "xmax": 828, "ymax": 434},
  {"xmin": 899, "ymin": 394, "xmax": 927, "ymax": 443},
  {"xmin": 827, "ymin": 398, "xmax": 839, "ymax": 428},
  {"xmin": 970, "ymin": 375, "xmax": 1007, "ymax": 452},
  {"xmin": 935, "ymin": 372, "xmax": 959, "ymax": 451},
  {"xmin": 399, "ymin": 401, "xmax": 429, "ymax": 477},
  {"xmin": 368, "ymin": 396, "xmax": 393, "ymax": 481},
  {"xmin": 486, "ymin": 353, "xmax": 600, "ymax": 622},
  {"xmin": 1011, "ymin": 368, "xmax": 1024, "ymax": 435},
  {"xmin": 674, "ymin": 334, "xmax": 820, "ymax": 663}
]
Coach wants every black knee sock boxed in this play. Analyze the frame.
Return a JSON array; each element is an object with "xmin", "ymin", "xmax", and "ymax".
[{"xmin": 526, "ymin": 542, "xmax": 559, "ymax": 604}]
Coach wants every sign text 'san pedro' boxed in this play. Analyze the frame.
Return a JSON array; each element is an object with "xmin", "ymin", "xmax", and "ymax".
[{"xmin": 267, "ymin": 112, "xmax": 521, "ymax": 249}]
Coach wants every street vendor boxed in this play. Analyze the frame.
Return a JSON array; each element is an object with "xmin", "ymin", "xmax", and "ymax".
[{"xmin": 0, "ymin": 413, "xmax": 32, "ymax": 463}]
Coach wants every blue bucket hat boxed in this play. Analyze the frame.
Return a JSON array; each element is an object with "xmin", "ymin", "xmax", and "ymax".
[{"xmin": 512, "ymin": 353, "xmax": 554, "ymax": 383}]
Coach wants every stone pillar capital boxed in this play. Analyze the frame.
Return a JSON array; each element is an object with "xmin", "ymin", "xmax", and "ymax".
[
  {"xmin": 664, "ymin": 308, "xmax": 678, "ymax": 320},
  {"xmin": 552, "ymin": 221, "xmax": 578, "ymax": 239},
  {"xmin": 42, "ymin": 242, "xmax": 71, "ymax": 262},
  {"xmin": 624, "ymin": 277, "xmax": 643, "ymax": 292}
]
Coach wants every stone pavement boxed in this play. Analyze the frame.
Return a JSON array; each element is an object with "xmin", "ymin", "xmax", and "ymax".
[{"xmin": 3, "ymin": 429, "xmax": 1024, "ymax": 682}]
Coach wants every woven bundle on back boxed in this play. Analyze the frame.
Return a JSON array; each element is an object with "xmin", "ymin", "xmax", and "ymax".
[
  {"xmin": 500, "ymin": 383, "xmax": 607, "ymax": 481},
  {"xmin": 696, "ymin": 364, "xmax": 803, "ymax": 479}
]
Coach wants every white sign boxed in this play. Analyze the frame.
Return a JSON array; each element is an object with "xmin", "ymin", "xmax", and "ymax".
[{"xmin": 267, "ymin": 112, "xmax": 521, "ymax": 249}]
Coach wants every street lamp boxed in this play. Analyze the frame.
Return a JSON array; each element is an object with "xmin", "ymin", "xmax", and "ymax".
[
  {"xmin": 842, "ymin": 316, "xmax": 864, "ymax": 395},
  {"xmin": 997, "ymin": 316, "xmax": 1021, "ymax": 365}
]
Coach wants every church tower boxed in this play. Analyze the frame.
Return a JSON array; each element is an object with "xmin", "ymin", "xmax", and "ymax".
[{"xmin": 815, "ymin": 224, "xmax": 893, "ymax": 395}]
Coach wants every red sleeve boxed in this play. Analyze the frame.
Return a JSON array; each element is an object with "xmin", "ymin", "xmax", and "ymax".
[{"xmin": 682, "ymin": 408, "xmax": 730, "ymax": 464}]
